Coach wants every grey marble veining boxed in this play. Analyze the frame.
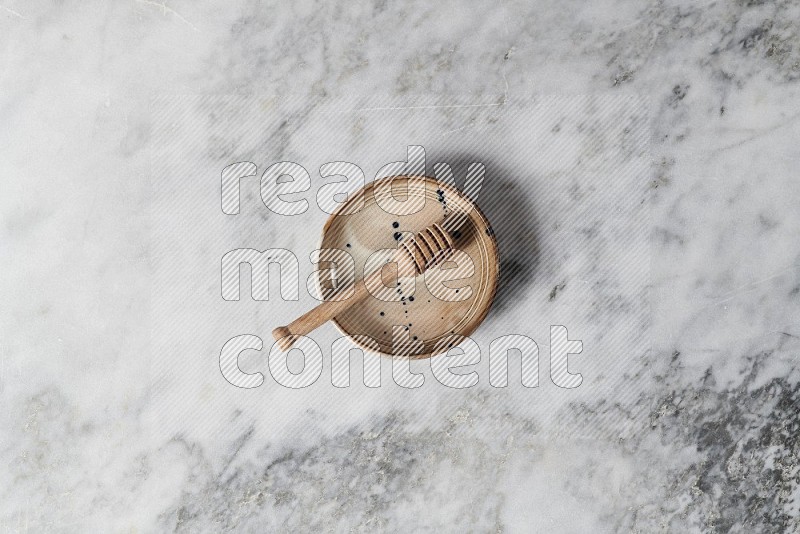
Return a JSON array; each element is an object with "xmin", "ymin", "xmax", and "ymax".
[{"xmin": 1, "ymin": 0, "xmax": 799, "ymax": 532}]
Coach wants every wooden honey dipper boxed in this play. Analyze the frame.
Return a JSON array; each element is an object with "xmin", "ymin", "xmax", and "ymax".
[{"xmin": 272, "ymin": 214, "xmax": 466, "ymax": 351}]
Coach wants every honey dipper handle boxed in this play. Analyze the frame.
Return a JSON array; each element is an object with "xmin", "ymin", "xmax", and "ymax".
[
  {"xmin": 271, "ymin": 268, "xmax": 381, "ymax": 350},
  {"xmin": 272, "ymin": 221, "xmax": 454, "ymax": 351}
]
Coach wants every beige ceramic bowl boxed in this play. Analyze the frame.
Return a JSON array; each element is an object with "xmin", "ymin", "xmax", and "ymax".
[{"xmin": 317, "ymin": 176, "xmax": 499, "ymax": 358}]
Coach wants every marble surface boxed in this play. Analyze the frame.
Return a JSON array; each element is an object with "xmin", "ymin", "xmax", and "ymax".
[{"xmin": 1, "ymin": 0, "xmax": 799, "ymax": 532}]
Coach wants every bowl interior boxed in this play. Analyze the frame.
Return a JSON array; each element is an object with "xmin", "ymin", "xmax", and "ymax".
[{"xmin": 317, "ymin": 176, "xmax": 499, "ymax": 358}]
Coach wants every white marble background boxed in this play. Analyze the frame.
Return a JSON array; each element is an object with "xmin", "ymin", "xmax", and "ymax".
[{"xmin": 1, "ymin": 0, "xmax": 799, "ymax": 532}]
